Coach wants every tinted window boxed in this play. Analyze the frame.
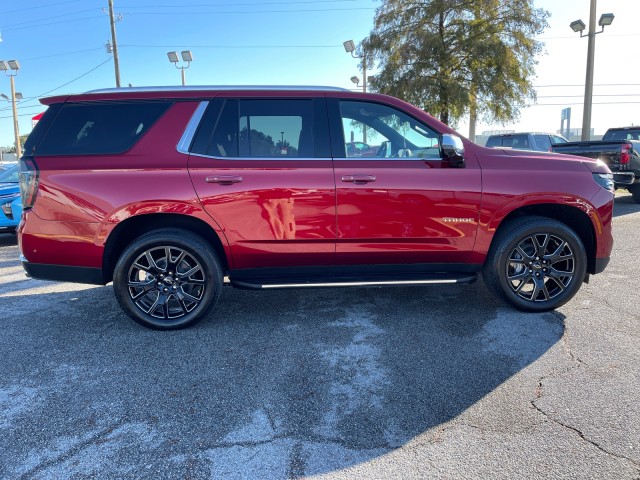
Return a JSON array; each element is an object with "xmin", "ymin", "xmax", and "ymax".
[
  {"xmin": 485, "ymin": 136, "xmax": 502, "ymax": 148},
  {"xmin": 198, "ymin": 99, "xmax": 316, "ymax": 158},
  {"xmin": 533, "ymin": 134, "xmax": 552, "ymax": 151},
  {"xmin": 487, "ymin": 135, "xmax": 530, "ymax": 150},
  {"xmin": 37, "ymin": 102, "xmax": 171, "ymax": 155},
  {"xmin": 550, "ymin": 135, "xmax": 567, "ymax": 145},
  {"xmin": 339, "ymin": 100, "xmax": 440, "ymax": 159},
  {"xmin": 604, "ymin": 129, "xmax": 640, "ymax": 141}
]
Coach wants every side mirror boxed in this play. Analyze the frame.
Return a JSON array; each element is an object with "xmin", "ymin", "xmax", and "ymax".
[{"xmin": 441, "ymin": 134, "xmax": 465, "ymax": 168}]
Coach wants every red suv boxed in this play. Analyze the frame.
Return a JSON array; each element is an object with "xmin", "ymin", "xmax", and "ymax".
[{"xmin": 17, "ymin": 87, "xmax": 614, "ymax": 329}]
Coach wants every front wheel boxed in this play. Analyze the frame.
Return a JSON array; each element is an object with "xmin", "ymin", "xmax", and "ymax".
[
  {"xmin": 483, "ymin": 217, "xmax": 587, "ymax": 312},
  {"xmin": 113, "ymin": 228, "xmax": 223, "ymax": 329}
]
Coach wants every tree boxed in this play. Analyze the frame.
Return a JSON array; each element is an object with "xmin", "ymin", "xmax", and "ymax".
[
  {"xmin": 362, "ymin": 0, "xmax": 549, "ymax": 128},
  {"xmin": 1, "ymin": 134, "xmax": 29, "ymax": 154}
]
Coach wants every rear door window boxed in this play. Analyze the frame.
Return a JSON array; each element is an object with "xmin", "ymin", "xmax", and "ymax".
[
  {"xmin": 37, "ymin": 102, "xmax": 172, "ymax": 155},
  {"xmin": 191, "ymin": 98, "xmax": 328, "ymax": 159}
]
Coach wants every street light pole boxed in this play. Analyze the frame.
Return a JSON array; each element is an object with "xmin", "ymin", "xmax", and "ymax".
[
  {"xmin": 167, "ymin": 51, "xmax": 193, "ymax": 86},
  {"xmin": 570, "ymin": 2, "xmax": 614, "ymax": 141},
  {"xmin": 9, "ymin": 75, "xmax": 21, "ymax": 158},
  {"xmin": 0, "ymin": 60, "xmax": 22, "ymax": 157},
  {"xmin": 582, "ymin": 0, "xmax": 597, "ymax": 141},
  {"xmin": 344, "ymin": 40, "xmax": 367, "ymax": 142}
]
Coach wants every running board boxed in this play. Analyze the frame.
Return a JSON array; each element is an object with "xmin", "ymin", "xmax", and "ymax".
[{"xmin": 230, "ymin": 274, "xmax": 477, "ymax": 290}]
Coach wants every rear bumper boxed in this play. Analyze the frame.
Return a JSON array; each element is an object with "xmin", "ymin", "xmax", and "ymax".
[
  {"xmin": 21, "ymin": 255, "xmax": 105, "ymax": 285},
  {"xmin": 613, "ymin": 171, "xmax": 635, "ymax": 186}
]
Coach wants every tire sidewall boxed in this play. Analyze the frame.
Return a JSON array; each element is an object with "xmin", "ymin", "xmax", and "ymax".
[{"xmin": 113, "ymin": 230, "xmax": 222, "ymax": 329}]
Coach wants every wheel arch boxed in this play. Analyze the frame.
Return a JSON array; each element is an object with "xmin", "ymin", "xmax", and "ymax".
[
  {"xmin": 489, "ymin": 203, "xmax": 597, "ymax": 274},
  {"xmin": 102, "ymin": 213, "xmax": 230, "ymax": 283}
]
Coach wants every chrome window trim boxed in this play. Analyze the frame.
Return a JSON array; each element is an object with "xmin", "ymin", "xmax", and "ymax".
[
  {"xmin": 188, "ymin": 152, "xmax": 326, "ymax": 161},
  {"xmin": 176, "ymin": 101, "xmax": 209, "ymax": 154},
  {"xmin": 333, "ymin": 156, "xmax": 443, "ymax": 161}
]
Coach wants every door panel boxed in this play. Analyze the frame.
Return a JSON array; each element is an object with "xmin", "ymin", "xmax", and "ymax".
[
  {"xmin": 334, "ymin": 159, "xmax": 481, "ymax": 264},
  {"xmin": 330, "ymin": 99, "xmax": 482, "ymax": 265},
  {"xmin": 188, "ymin": 97, "xmax": 336, "ymax": 270}
]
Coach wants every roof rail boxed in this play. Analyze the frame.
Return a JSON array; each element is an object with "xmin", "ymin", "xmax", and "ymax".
[{"xmin": 85, "ymin": 85, "xmax": 350, "ymax": 94}]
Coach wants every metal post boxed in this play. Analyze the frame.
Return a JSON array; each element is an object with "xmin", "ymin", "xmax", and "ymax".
[
  {"xmin": 108, "ymin": 0, "xmax": 121, "ymax": 88},
  {"xmin": 362, "ymin": 56, "xmax": 367, "ymax": 144},
  {"xmin": 10, "ymin": 75, "xmax": 21, "ymax": 158},
  {"xmin": 181, "ymin": 68, "xmax": 186, "ymax": 86},
  {"xmin": 581, "ymin": 0, "xmax": 597, "ymax": 141}
]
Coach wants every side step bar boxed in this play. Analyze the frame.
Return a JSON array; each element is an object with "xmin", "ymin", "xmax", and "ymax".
[{"xmin": 230, "ymin": 274, "xmax": 478, "ymax": 290}]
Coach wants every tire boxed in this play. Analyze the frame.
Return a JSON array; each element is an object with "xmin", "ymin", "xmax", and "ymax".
[
  {"xmin": 628, "ymin": 184, "xmax": 640, "ymax": 204},
  {"xmin": 113, "ymin": 228, "xmax": 223, "ymax": 329},
  {"xmin": 482, "ymin": 216, "xmax": 587, "ymax": 312}
]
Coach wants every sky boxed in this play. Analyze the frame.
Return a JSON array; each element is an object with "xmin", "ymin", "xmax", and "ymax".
[{"xmin": 0, "ymin": 0, "xmax": 639, "ymax": 149}]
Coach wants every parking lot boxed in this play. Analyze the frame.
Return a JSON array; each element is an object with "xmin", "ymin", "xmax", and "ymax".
[{"xmin": 0, "ymin": 192, "xmax": 638, "ymax": 479}]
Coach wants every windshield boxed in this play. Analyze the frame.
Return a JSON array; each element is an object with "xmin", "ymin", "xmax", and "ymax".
[{"xmin": 0, "ymin": 165, "xmax": 19, "ymax": 183}]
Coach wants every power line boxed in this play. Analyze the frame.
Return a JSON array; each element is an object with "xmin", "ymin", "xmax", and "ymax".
[
  {"xmin": 23, "ymin": 47, "xmax": 106, "ymax": 62},
  {"xmin": 118, "ymin": 0, "xmax": 359, "ymax": 6},
  {"xmin": 537, "ymin": 94, "xmax": 640, "ymax": 98},
  {"xmin": 0, "ymin": 0, "xmax": 86, "ymax": 15},
  {"xmin": 0, "ymin": 58, "xmax": 113, "ymax": 113},
  {"xmin": 122, "ymin": 43, "xmax": 342, "ymax": 49},
  {"xmin": 120, "ymin": 7, "xmax": 374, "ymax": 15},
  {"xmin": 0, "ymin": 8, "xmax": 98, "ymax": 29},
  {"xmin": 528, "ymin": 102, "xmax": 640, "ymax": 107},
  {"xmin": 2, "ymin": 15, "xmax": 105, "ymax": 32},
  {"xmin": 534, "ymin": 83, "xmax": 640, "ymax": 88}
]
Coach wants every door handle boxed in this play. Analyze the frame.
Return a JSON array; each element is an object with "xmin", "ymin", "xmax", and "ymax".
[
  {"xmin": 341, "ymin": 174, "xmax": 376, "ymax": 185},
  {"xmin": 206, "ymin": 175, "xmax": 243, "ymax": 185}
]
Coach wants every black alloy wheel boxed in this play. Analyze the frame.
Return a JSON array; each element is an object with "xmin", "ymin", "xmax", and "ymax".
[
  {"xmin": 113, "ymin": 229, "xmax": 222, "ymax": 329},
  {"xmin": 483, "ymin": 216, "xmax": 587, "ymax": 312}
]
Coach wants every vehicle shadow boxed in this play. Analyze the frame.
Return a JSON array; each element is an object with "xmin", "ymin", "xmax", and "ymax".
[
  {"xmin": 613, "ymin": 191, "xmax": 640, "ymax": 217},
  {"xmin": 0, "ymin": 281, "xmax": 564, "ymax": 478}
]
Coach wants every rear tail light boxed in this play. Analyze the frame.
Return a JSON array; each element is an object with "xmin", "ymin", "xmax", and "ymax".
[
  {"xmin": 620, "ymin": 144, "xmax": 631, "ymax": 164},
  {"xmin": 19, "ymin": 157, "xmax": 39, "ymax": 210}
]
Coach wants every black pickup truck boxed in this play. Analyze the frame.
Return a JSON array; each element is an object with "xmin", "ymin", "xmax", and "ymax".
[{"xmin": 551, "ymin": 126, "xmax": 640, "ymax": 203}]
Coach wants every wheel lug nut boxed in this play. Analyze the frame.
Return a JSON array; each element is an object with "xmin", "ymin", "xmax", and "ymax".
[
  {"xmin": 535, "ymin": 257, "xmax": 539, "ymax": 261},
  {"xmin": 529, "ymin": 269, "xmax": 533, "ymax": 273}
]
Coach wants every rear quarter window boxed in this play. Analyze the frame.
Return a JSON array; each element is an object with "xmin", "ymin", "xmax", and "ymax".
[{"xmin": 36, "ymin": 102, "xmax": 172, "ymax": 156}]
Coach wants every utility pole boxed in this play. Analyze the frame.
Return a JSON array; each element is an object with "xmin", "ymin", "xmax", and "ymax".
[{"xmin": 108, "ymin": 0, "xmax": 121, "ymax": 87}]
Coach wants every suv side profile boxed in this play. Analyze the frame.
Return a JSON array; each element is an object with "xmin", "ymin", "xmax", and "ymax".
[
  {"xmin": 485, "ymin": 132, "xmax": 568, "ymax": 152},
  {"xmin": 18, "ymin": 87, "xmax": 614, "ymax": 329}
]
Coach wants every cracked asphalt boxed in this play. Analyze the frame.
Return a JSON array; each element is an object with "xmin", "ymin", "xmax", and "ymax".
[{"xmin": 0, "ymin": 192, "xmax": 638, "ymax": 479}]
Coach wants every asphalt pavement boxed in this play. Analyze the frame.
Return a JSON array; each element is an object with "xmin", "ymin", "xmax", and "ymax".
[{"xmin": 0, "ymin": 192, "xmax": 638, "ymax": 479}]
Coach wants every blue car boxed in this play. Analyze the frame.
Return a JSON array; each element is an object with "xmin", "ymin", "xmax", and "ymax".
[{"xmin": 0, "ymin": 165, "xmax": 21, "ymax": 233}]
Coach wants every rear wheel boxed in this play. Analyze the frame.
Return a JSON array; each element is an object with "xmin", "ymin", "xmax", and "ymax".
[
  {"xmin": 628, "ymin": 184, "xmax": 640, "ymax": 204},
  {"xmin": 483, "ymin": 216, "xmax": 587, "ymax": 312},
  {"xmin": 113, "ymin": 228, "xmax": 223, "ymax": 329}
]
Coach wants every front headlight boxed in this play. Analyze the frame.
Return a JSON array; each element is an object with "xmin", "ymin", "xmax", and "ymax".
[{"xmin": 593, "ymin": 173, "xmax": 614, "ymax": 192}]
